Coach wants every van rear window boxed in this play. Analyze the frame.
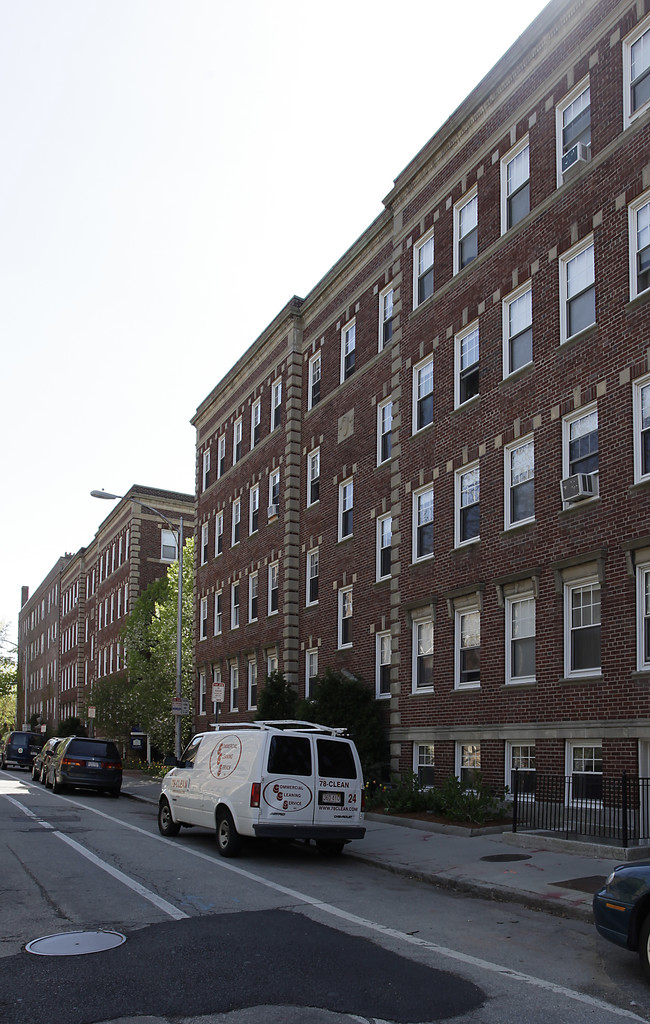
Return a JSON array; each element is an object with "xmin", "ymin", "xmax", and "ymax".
[
  {"xmin": 317, "ymin": 739, "xmax": 356, "ymax": 779},
  {"xmin": 67, "ymin": 740, "xmax": 120, "ymax": 761},
  {"xmin": 267, "ymin": 736, "xmax": 312, "ymax": 776}
]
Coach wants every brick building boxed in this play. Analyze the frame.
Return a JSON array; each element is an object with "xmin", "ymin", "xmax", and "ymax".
[
  {"xmin": 193, "ymin": 0, "xmax": 650, "ymax": 793},
  {"xmin": 18, "ymin": 486, "xmax": 194, "ymax": 734}
]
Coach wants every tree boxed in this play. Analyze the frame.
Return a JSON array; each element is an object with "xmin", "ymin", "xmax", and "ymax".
[
  {"xmin": 254, "ymin": 671, "xmax": 299, "ymax": 720},
  {"xmin": 0, "ymin": 621, "xmax": 17, "ymax": 735},
  {"xmin": 118, "ymin": 537, "xmax": 195, "ymax": 755}
]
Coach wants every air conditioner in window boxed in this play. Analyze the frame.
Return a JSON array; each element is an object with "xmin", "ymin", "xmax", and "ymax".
[
  {"xmin": 562, "ymin": 142, "xmax": 591, "ymax": 174},
  {"xmin": 267, "ymin": 504, "xmax": 279, "ymax": 519},
  {"xmin": 561, "ymin": 473, "xmax": 595, "ymax": 503}
]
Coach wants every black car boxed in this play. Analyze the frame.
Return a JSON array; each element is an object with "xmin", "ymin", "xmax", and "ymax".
[
  {"xmin": 0, "ymin": 731, "xmax": 45, "ymax": 770},
  {"xmin": 593, "ymin": 861, "xmax": 650, "ymax": 980},
  {"xmin": 46, "ymin": 736, "xmax": 122, "ymax": 797},
  {"xmin": 31, "ymin": 737, "xmax": 62, "ymax": 783}
]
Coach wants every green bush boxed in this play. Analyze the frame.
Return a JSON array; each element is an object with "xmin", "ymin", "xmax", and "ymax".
[{"xmin": 368, "ymin": 771, "xmax": 510, "ymax": 824}]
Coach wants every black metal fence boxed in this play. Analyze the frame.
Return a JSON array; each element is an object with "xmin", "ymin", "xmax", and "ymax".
[{"xmin": 511, "ymin": 770, "xmax": 650, "ymax": 847}]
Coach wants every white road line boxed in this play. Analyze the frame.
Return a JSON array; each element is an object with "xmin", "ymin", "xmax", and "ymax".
[{"xmin": 3, "ymin": 782, "xmax": 645, "ymax": 1021}]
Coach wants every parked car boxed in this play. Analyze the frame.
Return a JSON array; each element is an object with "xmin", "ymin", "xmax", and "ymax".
[
  {"xmin": 159, "ymin": 720, "xmax": 366, "ymax": 857},
  {"xmin": 593, "ymin": 861, "xmax": 650, "ymax": 980},
  {"xmin": 31, "ymin": 737, "xmax": 62, "ymax": 783},
  {"xmin": 46, "ymin": 736, "xmax": 122, "ymax": 797},
  {"xmin": 0, "ymin": 731, "xmax": 45, "ymax": 770}
]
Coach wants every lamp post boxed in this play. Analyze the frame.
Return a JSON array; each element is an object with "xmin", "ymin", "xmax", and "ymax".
[{"xmin": 91, "ymin": 489, "xmax": 184, "ymax": 760}]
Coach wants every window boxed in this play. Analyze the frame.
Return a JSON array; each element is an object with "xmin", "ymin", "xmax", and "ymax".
[
  {"xmin": 379, "ymin": 285, "xmax": 394, "ymax": 348},
  {"xmin": 505, "ymin": 595, "xmax": 536, "ymax": 684},
  {"xmin": 307, "ymin": 448, "xmax": 320, "ymax": 505},
  {"xmin": 231, "ymin": 582, "xmax": 240, "ymax": 630},
  {"xmin": 454, "ymin": 189, "xmax": 478, "ymax": 273},
  {"xmin": 341, "ymin": 321, "xmax": 356, "ymax": 382},
  {"xmin": 455, "ymin": 324, "xmax": 479, "ymax": 407},
  {"xmin": 215, "ymin": 511, "xmax": 224, "ymax": 556},
  {"xmin": 251, "ymin": 399, "xmax": 261, "ymax": 449},
  {"xmin": 629, "ymin": 192, "xmax": 650, "ymax": 300},
  {"xmin": 569, "ymin": 743, "xmax": 602, "ymax": 803},
  {"xmin": 249, "ymin": 572, "xmax": 258, "ymax": 622},
  {"xmin": 456, "ymin": 607, "xmax": 480, "ymax": 689},
  {"xmin": 377, "ymin": 399, "xmax": 392, "ymax": 464},
  {"xmin": 269, "ymin": 468, "xmax": 280, "ymax": 515},
  {"xmin": 271, "ymin": 379, "xmax": 282, "ymax": 431},
  {"xmin": 560, "ymin": 237, "xmax": 595, "ymax": 342},
  {"xmin": 505, "ymin": 437, "xmax": 534, "ymax": 528},
  {"xmin": 503, "ymin": 283, "xmax": 532, "ymax": 377},
  {"xmin": 214, "ymin": 591, "xmax": 222, "ymax": 635},
  {"xmin": 268, "ymin": 562, "xmax": 279, "ymax": 615},
  {"xmin": 413, "ymin": 486, "xmax": 434, "ymax": 561},
  {"xmin": 218, "ymin": 435, "xmax": 226, "ymax": 478},
  {"xmin": 415, "ymin": 744, "xmax": 435, "ymax": 787},
  {"xmin": 456, "ymin": 465, "xmax": 480, "ymax": 546},
  {"xmin": 376, "ymin": 631, "xmax": 391, "ymax": 698},
  {"xmin": 565, "ymin": 578, "xmax": 601, "ymax": 677},
  {"xmin": 557, "ymin": 80, "xmax": 590, "ymax": 183},
  {"xmin": 199, "ymin": 669, "xmax": 207, "ymax": 716},
  {"xmin": 624, "ymin": 17, "xmax": 650, "ymax": 126},
  {"xmin": 199, "ymin": 596, "xmax": 208, "ymax": 641},
  {"xmin": 267, "ymin": 651, "xmax": 279, "ymax": 677},
  {"xmin": 250, "ymin": 484, "xmax": 260, "ymax": 534},
  {"xmin": 457, "ymin": 743, "xmax": 481, "ymax": 787},
  {"xmin": 200, "ymin": 522, "xmax": 209, "ymax": 565},
  {"xmin": 413, "ymin": 357, "xmax": 434, "ymax": 432},
  {"xmin": 377, "ymin": 514, "xmax": 392, "ymax": 580},
  {"xmin": 230, "ymin": 662, "xmax": 239, "ymax": 713},
  {"xmin": 308, "ymin": 351, "xmax": 321, "ymax": 409},
  {"xmin": 202, "ymin": 449, "xmax": 211, "ymax": 492},
  {"xmin": 501, "ymin": 137, "xmax": 529, "ymax": 232},
  {"xmin": 306, "ymin": 548, "xmax": 319, "ymax": 605},
  {"xmin": 562, "ymin": 406, "xmax": 599, "ymax": 500},
  {"xmin": 231, "ymin": 498, "xmax": 241, "ymax": 546},
  {"xmin": 212, "ymin": 666, "xmax": 221, "ymax": 714},
  {"xmin": 508, "ymin": 743, "xmax": 536, "ymax": 796},
  {"xmin": 248, "ymin": 659, "xmax": 257, "ymax": 710},
  {"xmin": 233, "ymin": 418, "xmax": 242, "ymax": 465},
  {"xmin": 338, "ymin": 586, "xmax": 353, "ymax": 648},
  {"xmin": 413, "ymin": 230, "xmax": 434, "ymax": 307},
  {"xmin": 634, "ymin": 374, "xmax": 650, "ymax": 482},
  {"xmin": 161, "ymin": 529, "xmax": 177, "ymax": 561},
  {"xmin": 306, "ymin": 649, "xmax": 318, "ymax": 698},
  {"xmin": 637, "ymin": 563, "xmax": 650, "ymax": 671},
  {"xmin": 339, "ymin": 478, "xmax": 353, "ymax": 540},
  {"xmin": 413, "ymin": 617, "xmax": 434, "ymax": 691}
]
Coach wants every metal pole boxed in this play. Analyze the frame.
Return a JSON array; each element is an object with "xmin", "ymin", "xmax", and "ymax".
[{"xmin": 175, "ymin": 516, "xmax": 184, "ymax": 761}]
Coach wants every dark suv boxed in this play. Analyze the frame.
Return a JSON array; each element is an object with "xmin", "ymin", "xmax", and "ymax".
[
  {"xmin": 47, "ymin": 736, "xmax": 122, "ymax": 797},
  {"xmin": 0, "ymin": 731, "xmax": 45, "ymax": 770}
]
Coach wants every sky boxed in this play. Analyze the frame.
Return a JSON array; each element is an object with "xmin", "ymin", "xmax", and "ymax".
[{"xmin": 0, "ymin": 0, "xmax": 551, "ymax": 646}]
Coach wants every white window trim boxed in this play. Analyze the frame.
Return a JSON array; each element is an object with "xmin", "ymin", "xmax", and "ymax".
[
  {"xmin": 559, "ymin": 235, "xmax": 595, "ymax": 344},
  {"xmin": 233, "ymin": 417, "xmax": 242, "ymax": 465},
  {"xmin": 308, "ymin": 350, "xmax": 322, "ymax": 410},
  {"xmin": 268, "ymin": 561, "xmax": 279, "ymax": 616},
  {"xmin": 623, "ymin": 16, "xmax": 650, "ymax": 129},
  {"xmin": 217, "ymin": 436, "xmax": 226, "ymax": 478},
  {"xmin": 502, "ymin": 281, "xmax": 533, "ymax": 379},
  {"xmin": 500, "ymin": 135, "xmax": 529, "ymax": 235},
  {"xmin": 338, "ymin": 477, "xmax": 354, "ymax": 541},
  {"xmin": 340, "ymin": 319, "xmax": 356, "ymax": 383},
  {"xmin": 378, "ymin": 283, "xmax": 394, "ymax": 351},
  {"xmin": 636, "ymin": 561, "xmax": 650, "ymax": 671},
  {"xmin": 375, "ymin": 630, "xmax": 391, "ymax": 700},
  {"xmin": 271, "ymin": 379, "xmax": 282, "ymax": 430},
  {"xmin": 454, "ymin": 321, "xmax": 479, "ymax": 410},
  {"xmin": 200, "ymin": 522, "xmax": 209, "ymax": 565},
  {"xmin": 455, "ymin": 604, "xmax": 481, "ymax": 691},
  {"xmin": 247, "ymin": 659, "xmax": 257, "ymax": 710},
  {"xmin": 454, "ymin": 462, "xmax": 480, "ymax": 548},
  {"xmin": 376, "ymin": 513, "xmax": 392, "ymax": 581},
  {"xmin": 555, "ymin": 77, "xmax": 590, "ymax": 187},
  {"xmin": 412, "ymin": 484, "xmax": 434, "ymax": 563},
  {"xmin": 634, "ymin": 372, "xmax": 650, "ymax": 483},
  {"xmin": 629, "ymin": 189, "xmax": 650, "ymax": 301},
  {"xmin": 561, "ymin": 403, "xmax": 599, "ymax": 505},
  {"xmin": 412, "ymin": 355, "xmax": 434, "ymax": 434},
  {"xmin": 229, "ymin": 663, "xmax": 239, "ymax": 713},
  {"xmin": 411, "ymin": 613, "xmax": 434, "ymax": 694},
  {"xmin": 307, "ymin": 447, "xmax": 320, "ymax": 507},
  {"xmin": 505, "ymin": 592, "xmax": 536, "ymax": 686},
  {"xmin": 214, "ymin": 591, "xmax": 222, "ymax": 635},
  {"xmin": 268, "ymin": 468, "xmax": 280, "ymax": 514},
  {"xmin": 251, "ymin": 399, "xmax": 261, "ymax": 450},
  {"xmin": 338, "ymin": 585, "xmax": 353, "ymax": 649},
  {"xmin": 377, "ymin": 398, "xmax": 393, "ymax": 465},
  {"xmin": 199, "ymin": 596, "xmax": 208, "ymax": 641},
  {"xmin": 214, "ymin": 511, "xmax": 224, "ymax": 557},
  {"xmin": 453, "ymin": 186, "xmax": 478, "ymax": 276},
  {"xmin": 202, "ymin": 449, "xmax": 210, "ymax": 492},
  {"xmin": 563, "ymin": 575, "xmax": 601, "ymax": 679},
  {"xmin": 565, "ymin": 741, "xmax": 603, "ymax": 807},
  {"xmin": 306, "ymin": 547, "xmax": 319, "ymax": 607},
  {"xmin": 231, "ymin": 498, "xmax": 241, "ymax": 547},
  {"xmin": 413, "ymin": 743, "xmax": 436, "ymax": 787},
  {"xmin": 455, "ymin": 741, "xmax": 482, "ymax": 786},
  {"xmin": 504, "ymin": 435, "xmax": 535, "ymax": 530},
  {"xmin": 412, "ymin": 228, "xmax": 434, "ymax": 309},
  {"xmin": 249, "ymin": 572, "xmax": 258, "ymax": 623},
  {"xmin": 249, "ymin": 484, "xmax": 260, "ymax": 534},
  {"xmin": 305, "ymin": 648, "xmax": 318, "ymax": 698},
  {"xmin": 231, "ymin": 582, "xmax": 240, "ymax": 630},
  {"xmin": 505, "ymin": 741, "xmax": 536, "ymax": 796}
]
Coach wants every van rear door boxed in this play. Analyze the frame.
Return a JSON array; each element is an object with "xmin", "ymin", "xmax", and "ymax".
[
  {"xmin": 314, "ymin": 737, "xmax": 363, "ymax": 828},
  {"xmin": 258, "ymin": 733, "xmax": 315, "ymax": 828}
]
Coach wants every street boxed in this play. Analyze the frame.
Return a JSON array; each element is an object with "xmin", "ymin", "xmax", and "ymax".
[{"xmin": 2, "ymin": 770, "xmax": 650, "ymax": 1024}]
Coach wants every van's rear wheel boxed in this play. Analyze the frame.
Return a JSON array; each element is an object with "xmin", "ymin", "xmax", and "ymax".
[
  {"xmin": 158, "ymin": 799, "xmax": 180, "ymax": 836},
  {"xmin": 316, "ymin": 840, "xmax": 345, "ymax": 856},
  {"xmin": 216, "ymin": 809, "xmax": 242, "ymax": 858}
]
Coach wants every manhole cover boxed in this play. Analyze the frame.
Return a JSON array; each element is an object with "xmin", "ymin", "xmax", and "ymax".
[
  {"xmin": 480, "ymin": 854, "xmax": 532, "ymax": 863},
  {"xmin": 25, "ymin": 930, "xmax": 126, "ymax": 956}
]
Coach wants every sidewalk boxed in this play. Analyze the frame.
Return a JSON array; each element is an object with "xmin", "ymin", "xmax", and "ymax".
[{"xmin": 121, "ymin": 769, "xmax": 637, "ymax": 923}]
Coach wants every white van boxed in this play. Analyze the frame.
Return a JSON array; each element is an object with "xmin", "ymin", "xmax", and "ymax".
[{"xmin": 158, "ymin": 720, "xmax": 366, "ymax": 857}]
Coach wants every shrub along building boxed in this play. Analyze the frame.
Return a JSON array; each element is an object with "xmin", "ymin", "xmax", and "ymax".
[
  {"xmin": 192, "ymin": 0, "xmax": 650, "ymax": 800},
  {"xmin": 18, "ymin": 485, "xmax": 194, "ymax": 735}
]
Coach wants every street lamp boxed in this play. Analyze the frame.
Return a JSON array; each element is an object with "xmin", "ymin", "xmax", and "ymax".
[{"xmin": 91, "ymin": 489, "xmax": 185, "ymax": 760}]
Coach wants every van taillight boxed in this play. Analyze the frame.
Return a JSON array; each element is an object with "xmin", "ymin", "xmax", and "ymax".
[{"xmin": 250, "ymin": 782, "xmax": 261, "ymax": 808}]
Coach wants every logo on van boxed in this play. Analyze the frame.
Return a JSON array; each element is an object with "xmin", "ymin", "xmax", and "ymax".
[
  {"xmin": 262, "ymin": 779, "xmax": 312, "ymax": 812},
  {"xmin": 209, "ymin": 736, "xmax": 243, "ymax": 779}
]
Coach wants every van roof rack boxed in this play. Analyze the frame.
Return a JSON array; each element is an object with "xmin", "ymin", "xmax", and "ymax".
[{"xmin": 210, "ymin": 720, "xmax": 348, "ymax": 737}]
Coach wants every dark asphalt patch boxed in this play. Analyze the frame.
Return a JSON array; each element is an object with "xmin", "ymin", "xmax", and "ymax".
[{"xmin": 2, "ymin": 908, "xmax": 485, "ymax": 1024}]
